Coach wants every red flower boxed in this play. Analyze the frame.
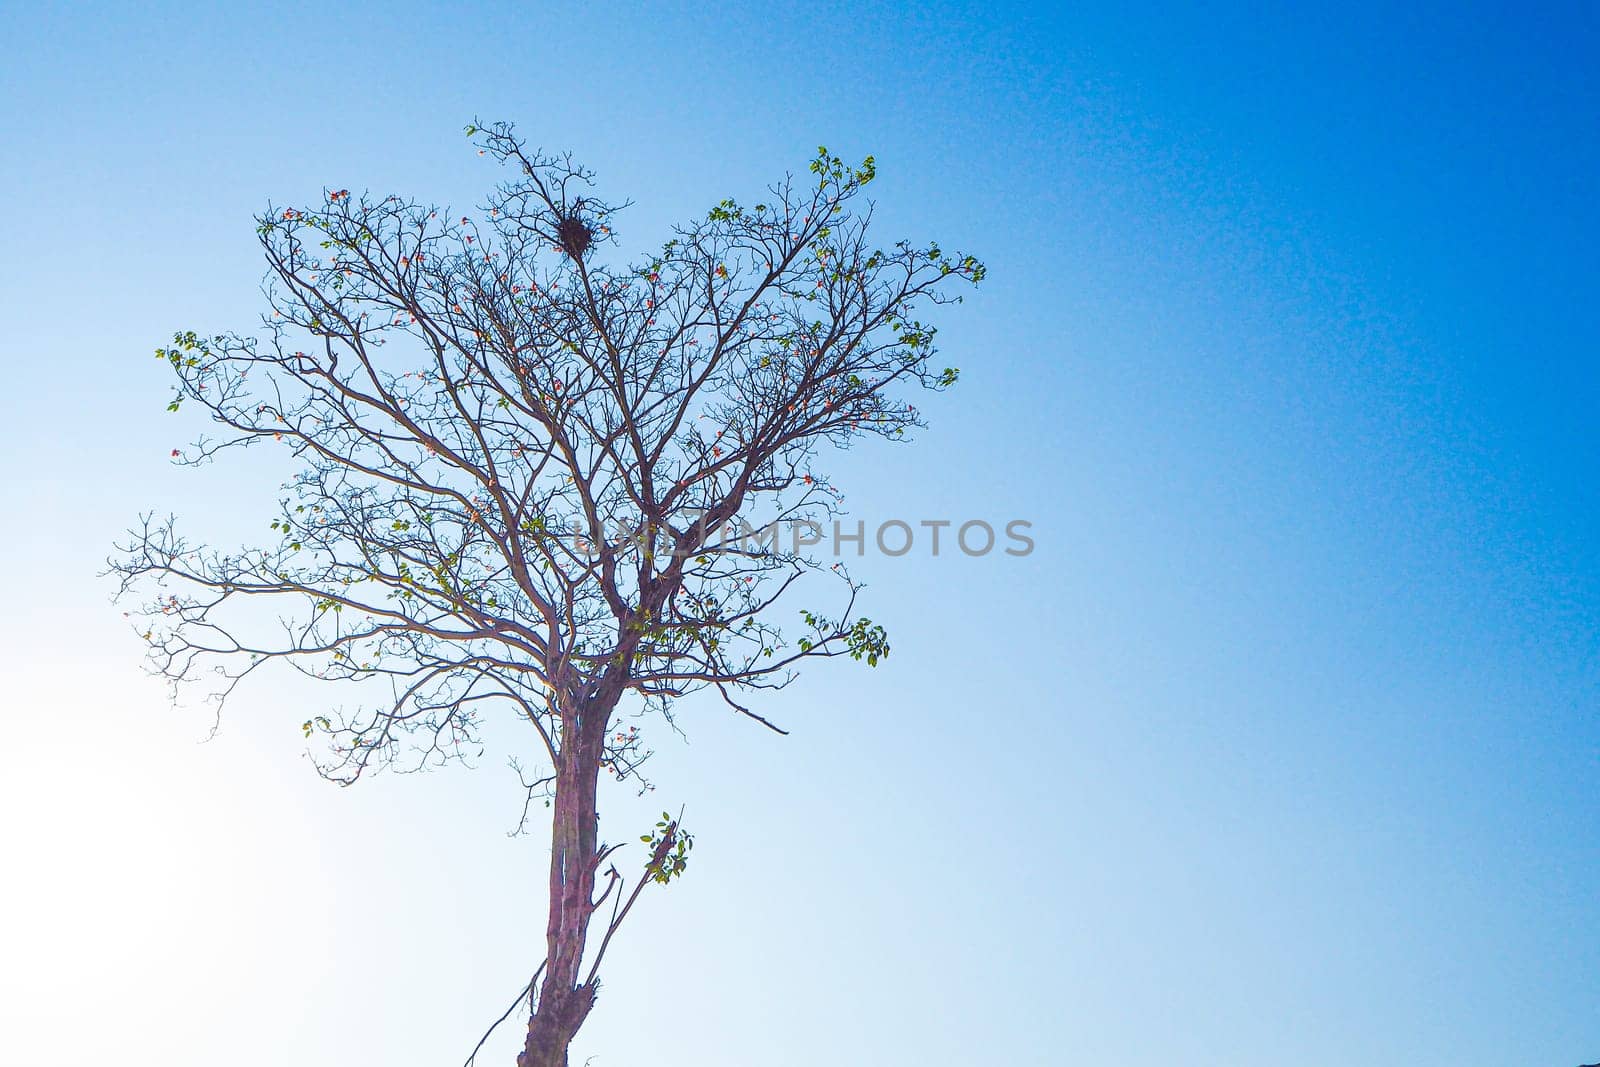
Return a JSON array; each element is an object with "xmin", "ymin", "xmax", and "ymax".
[{"xmin": 170, "ymin": 449, "xmax": 180, "ymax": 457}]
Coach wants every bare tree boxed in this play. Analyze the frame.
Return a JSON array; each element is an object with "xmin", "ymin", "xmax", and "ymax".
[{"xmin": 113, "ymin": 120, "xmax": 983, "ymax": 1067}]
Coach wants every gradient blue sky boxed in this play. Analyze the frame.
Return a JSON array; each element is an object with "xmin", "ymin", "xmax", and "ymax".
[{"xmin": 2, "ymin": 3, "xmax": 1596, "ymax": 1065}]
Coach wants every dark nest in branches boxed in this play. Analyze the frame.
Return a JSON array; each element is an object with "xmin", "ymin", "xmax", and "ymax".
[{"xmin": 556, "ymin": 213, "xmax": 593, "ymax": 259}]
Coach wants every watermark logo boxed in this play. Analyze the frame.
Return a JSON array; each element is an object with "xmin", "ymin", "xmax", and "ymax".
[
  {"xmin": 558, "ymin": 517, "xmax": 1034, "ymax": 558},
  {"xmin": 732, "ymin": 518, "xmax": 1032, "ymax": 557}
]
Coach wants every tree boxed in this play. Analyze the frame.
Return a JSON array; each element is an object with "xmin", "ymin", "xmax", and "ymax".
[{"xmin": 113, "ymin": 121, "xmax": 983, "ymax": 1067}]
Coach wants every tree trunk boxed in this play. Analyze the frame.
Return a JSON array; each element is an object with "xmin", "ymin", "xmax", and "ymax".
[{"xmin": 518, "ymin": 697, "xmax": 608, "ymax": 1067}]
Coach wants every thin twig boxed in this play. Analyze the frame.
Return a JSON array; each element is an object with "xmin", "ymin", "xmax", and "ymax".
[{"xmin": 463, "ymin": 961, "xmax": 546, "ymax": 1067}]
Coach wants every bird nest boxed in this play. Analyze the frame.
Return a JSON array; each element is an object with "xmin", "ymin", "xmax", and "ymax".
[{"xmin": 556, "ymin": 214, "xmax": 594, "ymax": 259}]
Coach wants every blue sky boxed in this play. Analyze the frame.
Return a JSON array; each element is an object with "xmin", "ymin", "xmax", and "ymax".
[{"xmin": 1, "ymin": 2, "xmax": 1596, "ymax": 1065}]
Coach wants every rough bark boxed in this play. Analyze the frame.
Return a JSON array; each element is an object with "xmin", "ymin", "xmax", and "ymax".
[{"xmin": 518, "ymin": 689, "xmax": 613, "ymax": 1067}]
